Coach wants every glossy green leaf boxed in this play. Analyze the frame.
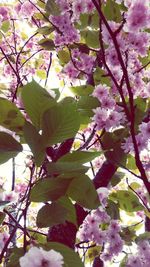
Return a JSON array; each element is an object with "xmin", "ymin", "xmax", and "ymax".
[
  {"xmin": 119, "ymin": 256, "xmax": 128, "ymax": 267},
  {"xmin": 70, "ymin": 84, "xmax": 94, "ymax": 96},
  {"xmin": 23, "ymin": 121, "xmax": 45, "ymax": 166},
  {"xmin": 81, "ymin": 30, "xmax": 99, "ymax": 48},
  {"xmin": 30, "ymin": 177, "xmax": 73, "ymax": 203},
  {"xmin": 36, "ymin": 202, "xmax": 68, "ymax": 228},
  {"xmin": 59, "ymin": 151, "xmax": 102, "ymax": 164},
  {"xmin": 77, "ymin": 96, "xmax": 99, "ymax": 117},
  {"xmin": 135, "ymin": 232, "xmax": 150, "ymax": 243},
  {"xmin": 102, "ymin": 131, "xmax": 127, "ymax": 165},
  {"xmin": 0, "ymin": 212, "xmax": 5, "ymax": 225},
  {"xmin": 7, "ymin": 247, "xmax": 24, "ymax": 267},
  {"xmin": 45, "ymin": 0, "xmax": 61, "ymax": 15},
  {"xmin": 42, "ymin": 103, "xmax": 80, "ymax": 146},
  {"xmin": 102, "ymin": 0, "xmax": 122, "ymax": 22},
  {"xmin": 46, "ymin": 161, "xmax": 89, "ymax": 175},
  {"xmin": 37, "ymin": 26, "xmax": 54, "ymax": 35},
  {"xmin": 111, "ymin": 172, "xmax": 125, "ymax": 186},
  {"xmin": 43, "ymin": 242, "xmax": 84, "ymax": 267},
  {"xmin": 58, "ymin": 197, "xmax": 77, "ymax": 226},
  {"xmin": 38, "ymin": 38, "xmax": 55, "ymax": 50},
  {"xmin": 126, "ymin": 154, "xmax": 137, "ymax": 171},
  {"xmin": 94, "ymin": 67, "xmax": 111, "ymax": 86},
  {"xmin": 1, "ymin": 21, "xmax": 10, "ymax": 32},
  {"xmin": 0, "ymin": 98, "xmax": 25, "ymax": 133},
  {"xmin": 78, "ymin": 13, "xmax": 89, "ymax": 28},
  {"xmin": 110, "ymin": 190, "xmax": 144, "ymax": 212},
  {"xmin": 58, "ymin": 50, "xmax": 70, "ymax": 66},
  {"xmin": 106, "ymin": 200, "xmax": 120, "ymax": 220},
  {"xmin": 67, "ymin": 175, "xmax": 100, "ymax": 210},
  {"xmin": 0, "ymin": 132, "xmax": 22, "ymax": 164},
  {"xmin": 21, "ymin": 80, "xmax": 56, "ymax": 129}
]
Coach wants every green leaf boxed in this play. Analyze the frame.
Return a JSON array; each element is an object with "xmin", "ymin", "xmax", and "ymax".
[
  {"xmin": 76, "ymin": 13, "xmax": 89, "ymax": 29},
  {"xmin": 58, "ymin": 197, "xmax": 77, "ymax": 226},
  {"xmin": 43, "ymin": 242, "xmax": 84, "ymax": 267},
  {"xmin": 102, "ymin": 131, "xmax": 127, "ymax": 165},
  {"xmin": 110, "ymin": 190, "xmax": 144, "ymax": 212},
  {"xmin": 0, "ymin": 98, "xmax": 25, "ymax": 133},
  {"xmin": 134, "ymin": 98, "xmax": 146, "ymax": 126},
  {"xmin": 70, "ymin": 85, "xmax": 94, "ymax": 96},
  {"xmin": 94, "ymin": 67, "xmax": 111, "ymax": 86},
  {"xmin": 58, "ymin": 50, "xmax": 70, "ymax": 66},
  {"xmin": 111, "ymin": 172, "xmax": 125, "ymax": 186},
  {"xmin": 135, "ymin": 232, "xmax": 150, "ymax": 243},
  {"xmin": 126, "ymin": 154, "xmax": 137, "ymax": 171},
  {"xmin": 119, "ymin": 256, "xmax": 128, "ymax": 267},
  {"xmin": 45, "ymin": 0, "xmax": 61, "ymax": 15},
  {"xmin": 37, "ymin": 26, "xmax": 54, "ymax": 35},
  {"xmin": 23, "ymin": 121, "xmax": 45, "ymax": 166},
  {"xmin": 38, "ymin": 38, "xmax": 55, "ymax": 50},
  {"xmin": 28, "ymin": 230, "xmax": 46, "ymax": 244},
  {"xmin": 1, "ymin": 21, "xmax": 10, "ymax": 32},
  {"xmin": 106, "ymin": 200, "xmax": 120, "ymax": 220},
  {"xmin": 90, "ymin": 12, "xmax": 99, "ymax": 29},
  {"xmin": 59, "ymin": 151, "xmax": 101, "ymax": 164},
  {"xmin": 67, "ymin": 175, "xmax": 100, "ymax": 210},
  {"xmin": 76, "ymin": 12, "xmax": 99, "ymax": 30},
  {"xmin": 36, "ymin": 202, "xmax": 68, "ymax": 228},
  {"xmin": 7, "ymin": 247, "xmax": 24, "ymax": 267},
  {"xmin": 81, "ymin": 30, "xmax": 99, "ymax": 48},
  {"xmin": 36, "ymin": 69, "xmax": 46, "ymax": 80},
  {"xmin": 46, "ymin": 161, "xmax": 89, "ymax": 175},
  {"xmin": 102, "ymin": 0, "xmax": 122, "ymax": 22},
  {"xmin": 77, "ymin": 96, "xmax": 99, "ymax": 117},
  {"xmin": 0, "ymin": 212, "xmax": 5, "ymax": 225},
  {"xmin": 21, "ymin": 80, "xmax": 56, "ymax": 129},
  {"xmin": 120, "ymin": 227, "xmax": 136, "ymax": 245},
  {"xmin": 30, "ymin": 177, "xmax": 73, "ymax": 203},
  {"xmin": 0, "ymin": 132, "xmax": 22, "ymax": 164},
  {"xmin": 42, "ymin": 103, "xmax": 80, "ymax": 146}
]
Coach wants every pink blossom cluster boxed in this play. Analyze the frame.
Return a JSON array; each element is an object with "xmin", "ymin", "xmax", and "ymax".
[
  {"xmin": 0, "ymin": 7, "xmax": 9, "ymax": 22},
  {"xmin": 55, "ymin": 0, "xmax": 95, "ymax": 19},
  {"xmin": 0, "ymin": 190, "xmax": 18, "ymax": 203},
  {"xmin": 77, "ymin": 207, "xmax": 124, "ymax": 262},
  {"xmin": 17, "ymin": 1, "xmax": 37, "ymax": 18},
  {"xmin": 19, "ymin": 246, "xmax": 64, "ymax": 267},
  {"xmin": 127, "ymin": 240, "xmax": 150, "ymax": 267},
  {"xmin": 122, "ymin": 122, "xmax": 150, "ymax": 154},
  {"xmin": 62, "ymin": 49, "xmax": 95, "ymax": 79},
  {"xmin": 51, "ymin": 13, "xmax": 80, "ymax": 47},
  {"xmin": 125, "ymin": 0, "xmax": 150, "ymax": 33},
  {"xmin": 92, "ymin": 84, "xmax": 124, "ymax": 131},
  {"xmin": 50, "ymin": 0, "xmax": 95, "ymax": 47},
  {"xmin": 77, "ymin": 189, "xmax": 124, "ymax": 262}
]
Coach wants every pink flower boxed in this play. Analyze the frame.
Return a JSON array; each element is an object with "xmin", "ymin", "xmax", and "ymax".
[
  {"xmin": 139, "ymin": 122, "xmax": 150, "ymax": 140},
  {"xmin": 101, "ymin": 96, "xmax": 116, "ymax": 110},
  {"xmin": 72, "ymin": 1, "xmax": 86, "ymax": 18},
  {"xmin": 19, "ymin": 247, "xmax": 64, "ymax": 267},
  {"xmin": 20, "ymin": 1, "xmax": 36, "ymax": 17},
  {"xmin": 97, "ymin": 187, "xmax": 109, "ymax": 207},
  {"xmin": 92, "ymin": 84, "xmax": 109, "ymax": 101},
  {"xmin": 125, "ymin": 0, "xmax": 150, "ymax": 32},
  {"xmin": 127, "ymin": 255, "xmax": 142, "ymax": 267},
  {"xmin": 0, "ymin": 7, "xmax": 9, "ymax": 21},
  {"xmin": 4, "ymin": 191, "xmax": 18, "ymax": 203},
  {"xmin": 94, "ymin": 230, "xmax": 106, "ymax": 245},
  {"xmin": 109, "ymin": 220, "xmax": 121, "ymax": 233}
]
